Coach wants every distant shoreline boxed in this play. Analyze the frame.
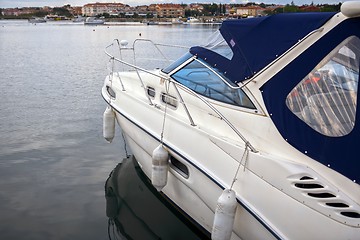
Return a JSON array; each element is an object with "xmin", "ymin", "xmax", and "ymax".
[{"xmin": 0, "ymin": 16, "xmax": 225, "ymax": 23}]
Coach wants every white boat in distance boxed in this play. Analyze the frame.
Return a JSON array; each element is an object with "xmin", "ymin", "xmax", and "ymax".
[
  {"xmin": 84, "ymin": 17, "xmax": 105, "ymax": 25},
  {"xmin": 102, "ymin": 1, "xmax": 360, "ymax": 239},
  {"xmin": 145, "ymin": 21, "xmax": 159, "ymax": 25},
  {"xmin": 171, "ymin": 18, "xmax": 184, "ymax": 24},
  {"xmin": 28, "ymin": 17, "xmax": 46, "ymax": 23},
  {"xmin": 186, "ymin": 16, "xmax": 200, "ymax": 23},
  {"xmin": 73, "ymin": 16, "xmax": 85, "ymax": 22}
]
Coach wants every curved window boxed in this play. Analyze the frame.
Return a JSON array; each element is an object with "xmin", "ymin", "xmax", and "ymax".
[
  {"xmin": 286, "ymin": 36, "xmax": 359, "ymax": 137},
  {"xmin": 203, "ymin": 31, "xmax": 234, "ymax": 60},
  {"xmin": 171, "ymin": 58, "xmax": 255, "ymax": 109},
  {"xmin": 162, "ymin": 52, "xmax": 193, "ymax": 74}
]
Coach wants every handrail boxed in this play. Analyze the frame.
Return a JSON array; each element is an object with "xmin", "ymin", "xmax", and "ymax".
[
  {"xmin": 133, "ymin": 39, "xmax": 189, "ymax": 65},
  {"xmin": 107, "ymin": 39, "xmax": 154, "ymax": 105},
  {"xmin": 105, "ymin": 39, "xmax": 166, "ymax": 80},
  {"xmin": 171, "ymin": 81, "xmax": 196, "ymax": 126},
  {"xmin": 170, "ymin": 80, "xmax": 257, "ymax": 153},
  {"xmin": 104, "ymin": 38, "xmax": 257, "ymax": 153}
]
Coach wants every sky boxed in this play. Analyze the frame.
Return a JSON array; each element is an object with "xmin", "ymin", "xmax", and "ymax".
[{"xmin": 0, "ymin": 0, "xmax": 344, "ymax": 8}]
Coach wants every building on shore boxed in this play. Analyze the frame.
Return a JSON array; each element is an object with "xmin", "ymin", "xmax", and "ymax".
[
  {"xmin": 1, "ymin": 7, "xmax": 40, "ymax": 16},
  {"xmin": 152, "ymin": 4, "xmax": 185, "ymax": 18},
  {"xmin": 1, "ymin": 3, "xmax": 341, "ymax": 19},
  {"xmin": 236, "ymin": 5, "xmax": 266, "ymax": 17},
  {"xmin": 81, "ymin": 2, "xmax": 184, "ymax": 18},
  {"xmin": 82, "ymin": 2, "xmax": 127, "ymax": 16}
]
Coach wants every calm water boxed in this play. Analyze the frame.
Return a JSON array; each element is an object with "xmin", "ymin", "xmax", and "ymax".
[{"xmin": 0, "ymin": 20, "xmax": 219, "ymax": 239}]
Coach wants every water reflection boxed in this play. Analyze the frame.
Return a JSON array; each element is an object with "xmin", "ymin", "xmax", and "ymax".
[
  {"xmin": 0, "ymin": 20, "xmax": 219, "ymax": 239},
  {"xmin": 105, "ymin": 156, "xmax": 210, "ymax": 240}
]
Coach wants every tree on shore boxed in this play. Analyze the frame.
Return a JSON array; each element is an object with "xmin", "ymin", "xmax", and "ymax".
[
  {"xmin": 284, "ymin": 3, "xmax": 299, "ymax": 12},
  {"xmin": 52, "ymin": 7, "xmax": 72, "ymax": 17}
]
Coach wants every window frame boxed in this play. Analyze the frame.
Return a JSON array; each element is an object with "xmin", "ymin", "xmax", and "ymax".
[
  {"xmin": 170, "ymin": 57, "xmax": 257, "ymax": 109},
  {"xmin": 286, "ymin": 36, "xmax": 359, "ymax": 137}
]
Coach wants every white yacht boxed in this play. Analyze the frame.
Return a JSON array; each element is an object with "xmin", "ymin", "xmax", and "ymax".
[
  {"xmin": 84, "ymin": 17, "xmax": 105, "ymax": 25},
  {"xmin": 186, "ymin": 16, "xmax": 200, "ymax": 23},
  {"xmin": 28, "ymin": 17, "xmax": 46, "ymax": 23},
  {"xmin": 101, "ymin": 2, "xmax": 360, "ymax": 239},
  {"xmin": 73, "ymin": 16, "xmax": 85, "ymax": 23}
]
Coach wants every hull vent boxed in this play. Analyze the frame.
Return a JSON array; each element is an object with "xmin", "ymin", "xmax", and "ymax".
[
  {"xmin": 325, "ymin": 202, "xmax": 349, "ymax": 208},
  {"xmin": 294, "ymin": 183, "xmax": 323, "ymax": 189},
  {"xmin": 299, "ymin": 176, "xmax": 314, "ymax": 180},
  {"xmin": 292, "ymin": 175, "xmax": 360, "ymax": 220},
  {"xmin": 340, "ymin": 212, "xmax": 360, "ymax": 218},
  {"xmin": 307, "ymin": 192, "xmax": 336, "ymax": 198}
]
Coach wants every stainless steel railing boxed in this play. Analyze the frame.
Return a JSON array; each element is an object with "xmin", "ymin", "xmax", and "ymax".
[{"xmin": 104, "ymin": 39, "xmax": 257, "ymax": 153}]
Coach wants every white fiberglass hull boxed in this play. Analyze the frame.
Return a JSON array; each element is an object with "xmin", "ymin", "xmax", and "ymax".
[
  {"xmin": 114, "ymin": 109, "xmax": 275, "ymax": 240},
  {"xmin": 102, "ymin": 71, "xmax": 360, "ymax": 239}
]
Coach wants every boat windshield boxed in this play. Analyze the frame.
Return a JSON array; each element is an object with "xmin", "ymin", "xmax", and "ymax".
[
  {"xmin": 162, "ymin": 30, "xmax": 233, "ymax": 74},
  {"xmin": 286, "ymin": 36, "xmax": 359, "ymax": 137},
  {"xmin": 162, "ymin": 52, "xmax": 193, "ymax": 74},
  {"xmin": 202, "ymin": 30, "xmax": 233, "ymax": 60},
  {"xmin": 171, "ymin": 58, "xmax": 256, "ymax": 109}
]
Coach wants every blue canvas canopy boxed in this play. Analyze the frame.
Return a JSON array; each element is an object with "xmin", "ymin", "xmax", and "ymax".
[
  {"xmin": 190, "ymin": 12, "xmax": 336, "ymax": 84},
  {"xmin": 191, "ymin": 13, "xmax": 360, "ymax": 183},
  {"xmin": 261, "ymin": 17, "xmax": 360, "ymax": 183}
]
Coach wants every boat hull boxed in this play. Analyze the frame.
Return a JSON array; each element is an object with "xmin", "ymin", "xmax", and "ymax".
[
  {"xmin": 114, "ymin": 110, "xmax": 276, "ymax": 240},
  {"xmin": 102, "ymin": 70, "xmax": 360, "ymax": 239}
]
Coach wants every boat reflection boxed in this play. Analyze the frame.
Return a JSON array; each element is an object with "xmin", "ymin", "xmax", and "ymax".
[{"xmin": 105, "ymin": 156, "xmax": 210, "ymax": 240}]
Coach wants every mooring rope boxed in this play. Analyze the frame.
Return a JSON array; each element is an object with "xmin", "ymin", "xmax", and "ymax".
[
  {"xmin": 121, "ymin": 132, "xmax": 130, "ymax": 158},
  {"xmin": 160, "ymin": 80, "xmax": 170, "ymax": 144},
  {"xmin": 230, "ymin": 143, "xmax": 249, "ymax": 190}
]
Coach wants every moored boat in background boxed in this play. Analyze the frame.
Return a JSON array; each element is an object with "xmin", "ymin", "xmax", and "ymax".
[
  {"xmin": 84, "ymin": 17, "xmax": 105, "ymax": 25},
  {"xmin": 171, "ymin": 18, "xmax": 184, "ymax": 24},
  {"xmin": 73, "ymin": 16, "xmax": 85, "ymax": 23},
  {"xmin": 186, "ymin": 16, "xmax": 200, "ymax": 23},
  {"xmin": 28, "ymin": 17, "xmax": 46, "ymax": 23}
]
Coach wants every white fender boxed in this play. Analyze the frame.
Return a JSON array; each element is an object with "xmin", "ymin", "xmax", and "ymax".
[
  {"xmin": 103, "ymin": 106, "xmax": 115, "ymax": 143},
  {"xmin": 341, "ymin": 1, "xmax": 360, "ymax": 18},
  {"xmin": 151, "ymin": 144, "xmax": 169, "ymax": 191},
  {"xmin": 212, "ymin": 189, "xmax": 237, "ymax": 240}
]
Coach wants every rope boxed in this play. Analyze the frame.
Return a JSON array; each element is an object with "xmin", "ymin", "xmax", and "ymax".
[
  {"xmin": 121, "ymin": 132, "xmax": 130, "ymax": 158},
  {"xmin": 108, "ymin": 218, "xmax": 114, "ymax": 240},
  {"xmin": 230, "ymin": 143, "xmax": 249, "ymax": 190},
  {"xmin": 160, "ymin": 80, "xmax": 170, "ymax": 144},
  {"xmin": 109, "ymin": 58, "xmax": 115, "ymax": 104}
]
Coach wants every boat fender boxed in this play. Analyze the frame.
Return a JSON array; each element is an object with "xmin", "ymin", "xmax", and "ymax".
[
  {"xmin": 103, "ymin": 106, "xmax": 115, "ymax": 143},
  {"xmin": 120, "ymin": 40, "xmax": 128, "ymax": 48},
  {"xmin": 211, "ymin": 189, "xmax": 237, "ymax": 240},
  {"xmin": 341, "ymin": 1, "xmax": 360, "ymax": 18},
  {"xmin": 151, "ymin": 144, "xmax": 169, "ymax": 191}
]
